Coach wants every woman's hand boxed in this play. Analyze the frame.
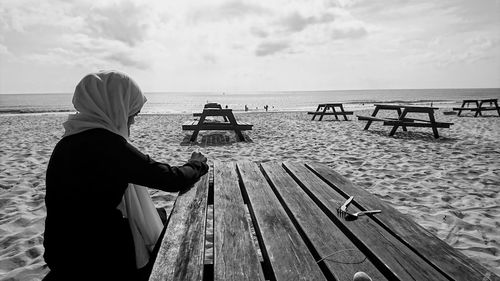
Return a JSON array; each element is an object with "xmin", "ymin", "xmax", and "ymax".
[
  {"xmin": 189, "ymin": 151, "xmax": 207, "ymax": 164},
  {"xmin": 187, "ymin": 152, "xmax": 209, "ymax": 179}
]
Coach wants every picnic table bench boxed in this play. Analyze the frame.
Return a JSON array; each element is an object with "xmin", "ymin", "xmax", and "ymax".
[
  {"xmin": 453, "ymin": 98, "xmax": 500, "ymax": 117},
  {"xmin": 308, "ymin": 103, "xmax": 354, "ymax": 121},
  {"xmin": 148, "ymin": 161, "xmax": 498, "ymax": 281},
  {"xmin": 357, "ymin": 104, "xmax": 453, "ymax": 138},
  {"xmin": 183, "ymin": 106, "xmax": 252, "ymax": 142}
]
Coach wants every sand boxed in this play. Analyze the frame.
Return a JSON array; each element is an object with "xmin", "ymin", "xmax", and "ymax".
[{"xmin": 0, "ymin": 108, "xmax": 499, "ymax": 280}]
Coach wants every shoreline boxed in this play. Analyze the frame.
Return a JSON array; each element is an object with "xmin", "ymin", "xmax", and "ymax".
[
  {"xmin": 0, "ymin": 99, "xmax": 470, "ymax": 116},
  {"xmin": 0, "ymin": 110, "xmax": 499, "ymax": 280}
]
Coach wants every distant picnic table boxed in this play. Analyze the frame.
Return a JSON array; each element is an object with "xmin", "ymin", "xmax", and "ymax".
[
  {"xmin": 148, "ymin": 161, "xmax": 497, "ymax": 281},
  {"xmin": 357, "ymin": 104, "xmax": 453, "ymax": 138},
  {"xmin": 453, "ymin": 98, "xmax": 500, "ymax": 117},
  {"xmin": 183, "ymin": 104, "xmax": 252, "ymax": 142},
  {"xmin": 308, "ymin": 103, "xmax": 354, "ymax": 121}
]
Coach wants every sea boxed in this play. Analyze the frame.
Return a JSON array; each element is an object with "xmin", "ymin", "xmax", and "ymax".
[{"xmin": 0, "ymin": 88, "xmax": 499, "ymax": 115}]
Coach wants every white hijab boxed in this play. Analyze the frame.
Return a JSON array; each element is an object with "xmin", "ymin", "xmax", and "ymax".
[
  {"xmin": 63, "ymin": 70, "xmax": 146, "ymax": 139},
  {"xmin": 64, "ymin": 70, "xmax": 163, "ymax": 269}
]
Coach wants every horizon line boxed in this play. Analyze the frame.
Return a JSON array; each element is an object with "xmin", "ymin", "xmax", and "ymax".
[{"xmin": 2, "ymin": 86, "xmax": 500, "ymax": 95}]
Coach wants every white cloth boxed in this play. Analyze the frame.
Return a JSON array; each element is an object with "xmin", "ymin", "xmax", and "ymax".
[
  {"xmin": 118, "ymin": 185, "xmax": 164, "ymax": 268},
  {"xmin": 63, "ymin": 70, "xmax": 163, "ymax": 269}
]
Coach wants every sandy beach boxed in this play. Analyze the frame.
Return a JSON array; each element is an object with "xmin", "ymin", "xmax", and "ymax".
[{"xmin": 0, "ymin": 108, "xmax": 499, "ymax": 280}]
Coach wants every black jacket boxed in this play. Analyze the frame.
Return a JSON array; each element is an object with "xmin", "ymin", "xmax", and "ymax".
[{"xmin": 43, "ymin": 128, "xmax": 208, "ymax": 280}]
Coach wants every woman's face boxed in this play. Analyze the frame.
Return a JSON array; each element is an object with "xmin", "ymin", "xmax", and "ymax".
[{"xmin": 127, "ymin": 112, "xmax": 139, "ymax": 134}]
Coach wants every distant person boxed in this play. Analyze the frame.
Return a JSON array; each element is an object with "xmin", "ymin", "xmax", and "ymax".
[
  {"xmin": 42, "ymin": 71, "xmax": 208, "ymax": 281},
  {"xmin": 264, "ymin": 105, "xmax": 269, "ymax": 112},
  {"xmin": 245, "ymin": 104, "xmax": 248, "ymax": 112}
]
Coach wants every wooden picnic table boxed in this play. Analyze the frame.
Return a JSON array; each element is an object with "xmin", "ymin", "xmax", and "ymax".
[
  {"xmin": 183, "ymin": 106, "xmax": 252, "ymax": 142},
  {"xmin": 453, "ymin": 98, "xmax": 500, "ymax": 117},
  {"xmin": 357, "ymin": 104, "xmax": 453, "ymax": 138},
  {"xmin": 148, "ymin": 161, "xmax": 498, "ymax": 281},
  {"xmin": 308, "ymin": 103, "xmax": 354, "ymax": 121}
]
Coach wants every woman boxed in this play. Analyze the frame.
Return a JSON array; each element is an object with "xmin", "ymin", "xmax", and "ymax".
[{"xmin": 42, "ymin": 71, "xmax": 208, "ymax": 280}]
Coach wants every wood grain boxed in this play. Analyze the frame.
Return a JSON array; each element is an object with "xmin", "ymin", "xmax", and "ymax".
[
  {"xmin": 149, "ymin": 174, "xmax": 209, "ymax": 281},
  {"xmin": 213, "ymin": 161, "xmax": 265, "ymax": 281},
  {"xmin": 237, "ymin": 161, "xmax": 326, "ymax": 281},
  {"xmin": 261, "ymin": 162, "xmax": 387, "ymax": 281},
  {"xmin": 306, "ymin": 162, "xmax": 500, "ymax": 281}
]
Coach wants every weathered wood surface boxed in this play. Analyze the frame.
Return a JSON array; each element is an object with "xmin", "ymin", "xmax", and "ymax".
[
  {"xmin": 213, "ymin": 162, "xmax": 264, "ymax": 281},
  {"xmin": 283, "ymin": 162, "xmax": 449, "ymax": 281},
  {"xmin": 306, "ymin": 162, "xmax": 500, "ymax": 281},
  {"xmin": 149, "ymin": 161, "xmax": 499, "ymax": 281},
  {"xmin": 260, "ymin": 162, "xmax": 387, "ymax": 281},
  {"xmin": 237, "ymin": 161, "xmax": 326, "ymax": 281},
  {"xmin": 149, "ymin": 173, "xmax": 209, "ymax": 281}
]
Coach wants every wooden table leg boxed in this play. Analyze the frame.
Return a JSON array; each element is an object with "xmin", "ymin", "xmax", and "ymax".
[
  {"xmin": 428, "ymin": 111, "xmax": 439, "ymax": 138},
  {"xmin": 474, "ymin": 101, "xmax": 481, "ymax": 117},
  {"xmin": 363, "ymin": 107, "xmax": 379, "ymax": 130},
  {"xmin": 396, "ymin": 108, "xmax": 407, "ymax": 131},
  {"xmin": 495, "ymin": 101, "xmax": 500, "ymax": 116},
  {"xmin": 389, "ymin": 109, "xmax": 407, "ymax": 136},
  {"xmin": 457, "ymin": 100, "xmax": 466, "ymax": 116},
  {"xmin": 331, "ymin": 106, "xmax": 339, "ymax": 120},
  {"xmin": 311, "ymin": 105, "xmax": 321, "ymax": 120},
  {"xmin": 340, "ymin": 104, "xmax": 348, "ymax": 120},
  {"xmin": 318, "ymin": 105, "xmax": 328, "ymax": 121},
  {"xmin": 190, "ymin": 115, "xmax": 206, "ymax": 142},
  {"xmin": 226, "ymin": 112, "xmax": 245, "ymax": 141}
]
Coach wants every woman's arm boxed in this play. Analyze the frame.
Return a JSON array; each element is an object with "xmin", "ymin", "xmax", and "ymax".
[{"xmin": 116, "ymin": 141, "xmax": 209, "ymax": 192}]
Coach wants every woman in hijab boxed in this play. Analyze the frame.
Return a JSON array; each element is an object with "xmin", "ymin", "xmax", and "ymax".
[{"xmin": 42, "ymin": 71, "xmax": 208, "ymax": 281}]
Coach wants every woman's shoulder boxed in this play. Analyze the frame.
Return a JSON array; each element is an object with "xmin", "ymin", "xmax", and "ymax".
[
  {"xmin": 64, "ymin": 128, "xmax": 126, "ymax": 142},
  {"xmin": 54, "ymin": 128, "xmax": 127, "ymax": 154}
]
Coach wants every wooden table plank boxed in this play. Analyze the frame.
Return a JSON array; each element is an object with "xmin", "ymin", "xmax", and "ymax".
[
  {"xmin": 260, "ymin": 162, "xmax": 388, "ymax": 281},
  {"xmin": 283, "ymin": 162, "xmax": 449, "ymax": 281},
  {"xmin": 213, "ymin": 162, "xmax": 265, "ymax": 281},
  {"xmin": 306, "ymin": 162, "xmax": 500, "ymax": 281},
  {"xmin": 236, "ymin": 161, "xmax": 327, "ymax": 281},
  {"xmin": 149, "ymin": 174, "xmax": 209, "ymax": 281}
]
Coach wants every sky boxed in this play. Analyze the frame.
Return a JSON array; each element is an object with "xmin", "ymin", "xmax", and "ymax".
[{"xmin": 0, "ymin": 0, "xmax": 499, "ymax": 94}]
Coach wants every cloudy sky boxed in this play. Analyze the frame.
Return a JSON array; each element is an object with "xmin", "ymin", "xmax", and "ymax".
[{"xmin": 0, "ymin": 0, "xmax": 499, "ymax": 94}]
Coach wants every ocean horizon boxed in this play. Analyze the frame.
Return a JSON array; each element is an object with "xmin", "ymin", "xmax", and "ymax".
[{"xmin": 1, "ymin": 88, "xmax": 499, "ymax": 115}]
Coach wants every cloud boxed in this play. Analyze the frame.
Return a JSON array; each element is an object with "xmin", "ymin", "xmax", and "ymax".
[
  {"xmin": 85, "ymin": 0, "xmax": 157, "ymax": 47},
  {"xmin": 189, "ymin": 1, "xmax": 270, "ymax": 22},
  {"xmin": 105, "ymin": 52, "xmax": 150, "ymax": 69},
  {"xmin": 255, "ymin": 41, "xmax": 290, "ymax": 56},
  {"xmin": 331, "ymin": 25, "xmax": 367, "ymax": 40},
  {"xmin": 0, "ymin": 43, "xmax": 9, "ymax": 55},
  {"xmin": 0, "ymin": 1, "xmax": 84, "ymax": 33},
  {"xmin": 250, "ymin": 27, "xmax": 269, "ymax": 38},
  {"xmin": 202, "ymin": 53, "xmax": 217, "ymax": 64},
  {"xmin": 278, "ymin": 12, "xmax": 335, "ymax": 33},
  {"xmin": 403, "ymin": 36, "xmax": 499, "ymax": 68},
  {"xmin": 0, "ymin": 0, "xmax": 170, "ymax": 70},
  {"xmin": 22, "ymin": 33, "xmax": 155, "ymax": 70}
]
